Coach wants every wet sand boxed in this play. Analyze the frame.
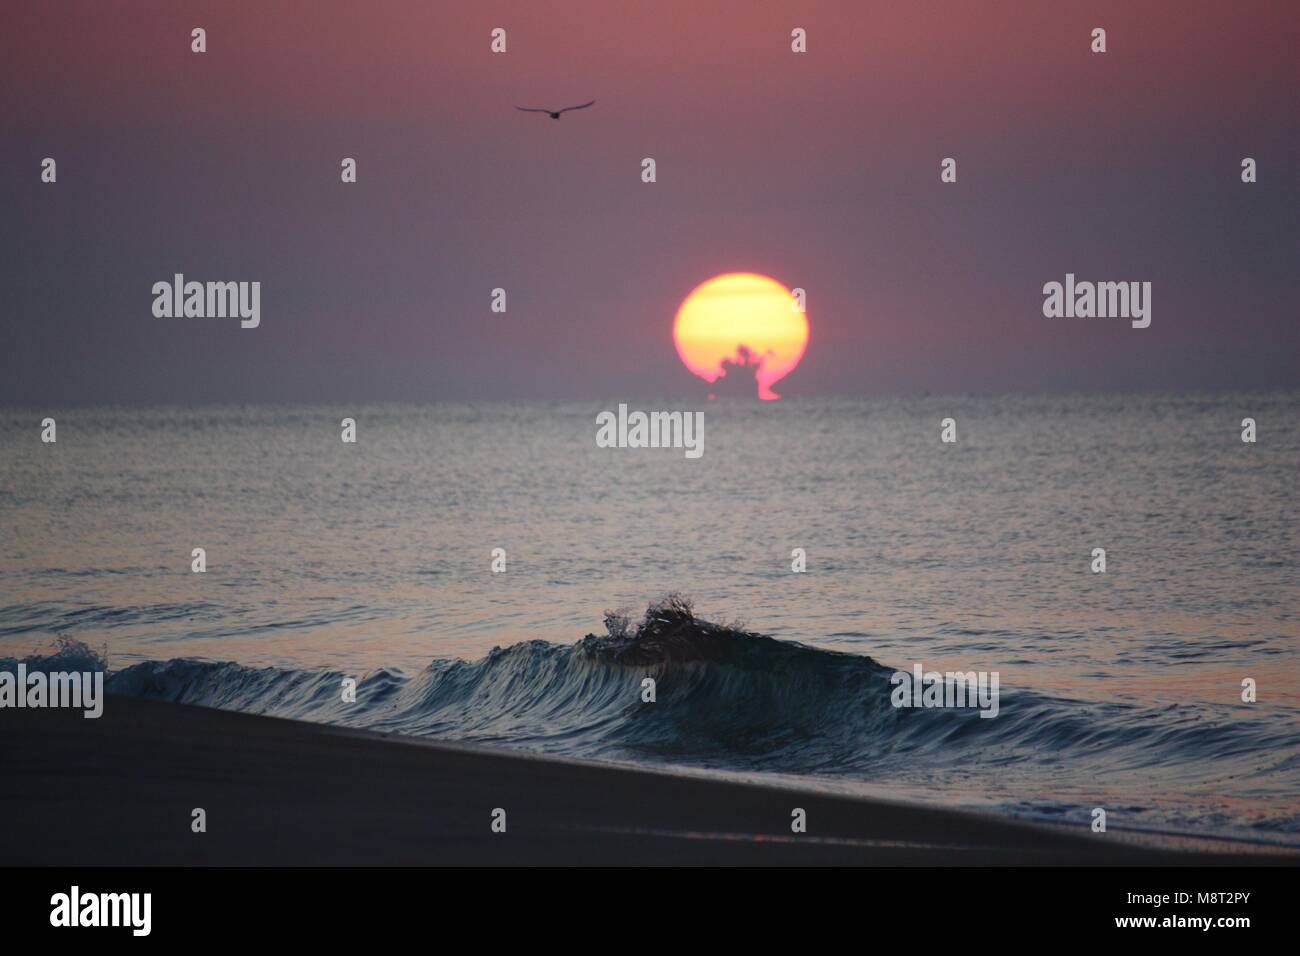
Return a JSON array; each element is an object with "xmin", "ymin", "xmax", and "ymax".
[{"xmin": 1, "ymin": 695, "xmax": 1291, "ymax": 866}]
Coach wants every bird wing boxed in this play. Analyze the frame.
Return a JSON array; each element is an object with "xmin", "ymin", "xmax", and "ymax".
[
  {"xmin": 556, "ymin": 100, "xmax": 596, "ymax": 113},
  {"xmin": 515, "ymin": 107, "xmax": 552, "ymax": 113}
]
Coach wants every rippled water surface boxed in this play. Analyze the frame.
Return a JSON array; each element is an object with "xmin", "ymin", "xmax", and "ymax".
[{"xmin": 2, "ymin": 394, "xmax": 1296, "ymax": 841}]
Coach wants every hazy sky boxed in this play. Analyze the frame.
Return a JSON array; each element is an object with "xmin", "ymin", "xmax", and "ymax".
[{"xmin": 2, "ymin": 0, "xmax": 1296, "ymax": 404}]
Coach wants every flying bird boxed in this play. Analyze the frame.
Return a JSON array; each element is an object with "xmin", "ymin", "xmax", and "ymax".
[{"xmin": 516, "ymin": 100, "xmax": 596, "ymax": 120}]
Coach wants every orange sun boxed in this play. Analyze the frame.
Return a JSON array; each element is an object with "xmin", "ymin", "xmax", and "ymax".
[{"xmin": 672, "ymin": 273, "xmax": 809, "ymax": 400}]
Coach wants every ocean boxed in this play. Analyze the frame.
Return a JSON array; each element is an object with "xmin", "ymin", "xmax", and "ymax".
[{"xmin": 2, "ymin": 393, "xmax": 1297, "ymax": 843}]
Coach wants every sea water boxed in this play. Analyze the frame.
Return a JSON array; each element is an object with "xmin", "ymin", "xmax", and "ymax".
[{"xmin": 2, "ymin": 393, "xmax": 1296, "ymax": 842}]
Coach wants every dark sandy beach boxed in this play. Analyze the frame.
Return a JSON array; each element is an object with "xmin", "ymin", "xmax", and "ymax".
[{"xmin": 2, "ymin": 695, "xmax": 1293, "ymax": 866}]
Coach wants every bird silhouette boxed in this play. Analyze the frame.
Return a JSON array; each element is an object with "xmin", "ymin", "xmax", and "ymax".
[{"xmin": 516, "ymin": 100, "xmax": 596, "ymax": 120}]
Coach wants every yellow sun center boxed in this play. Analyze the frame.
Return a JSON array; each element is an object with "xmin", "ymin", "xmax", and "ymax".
[{"xmin": 672, "ymin": 273, "xmax": 809, "ymax": 400}]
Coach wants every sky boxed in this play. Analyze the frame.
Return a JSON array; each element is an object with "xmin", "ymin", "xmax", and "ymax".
[{"xmin": 2, "ymin": 0, "xmax": 1297, "ymax": 404}]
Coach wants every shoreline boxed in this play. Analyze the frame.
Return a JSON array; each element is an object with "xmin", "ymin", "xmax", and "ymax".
[{"xmin": 2, "ymin": 694, "xmax": 1294, "ymax": 866}]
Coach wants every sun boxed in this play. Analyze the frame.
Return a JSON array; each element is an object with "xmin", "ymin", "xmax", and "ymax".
[{"xmin": 672, "ymin": 273, "xmax": 809, "ymax": 400}]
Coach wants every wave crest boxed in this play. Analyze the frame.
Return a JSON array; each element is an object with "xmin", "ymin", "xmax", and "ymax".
[{"xmin": 14, "ymin": 601, "xmax": 1294, "ymax": 838}]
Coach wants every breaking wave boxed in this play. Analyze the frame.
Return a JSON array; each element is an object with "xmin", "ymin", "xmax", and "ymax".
[{"xmin": 9, "ymin": 598, "xmax": 1298, "ymax": 840}]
